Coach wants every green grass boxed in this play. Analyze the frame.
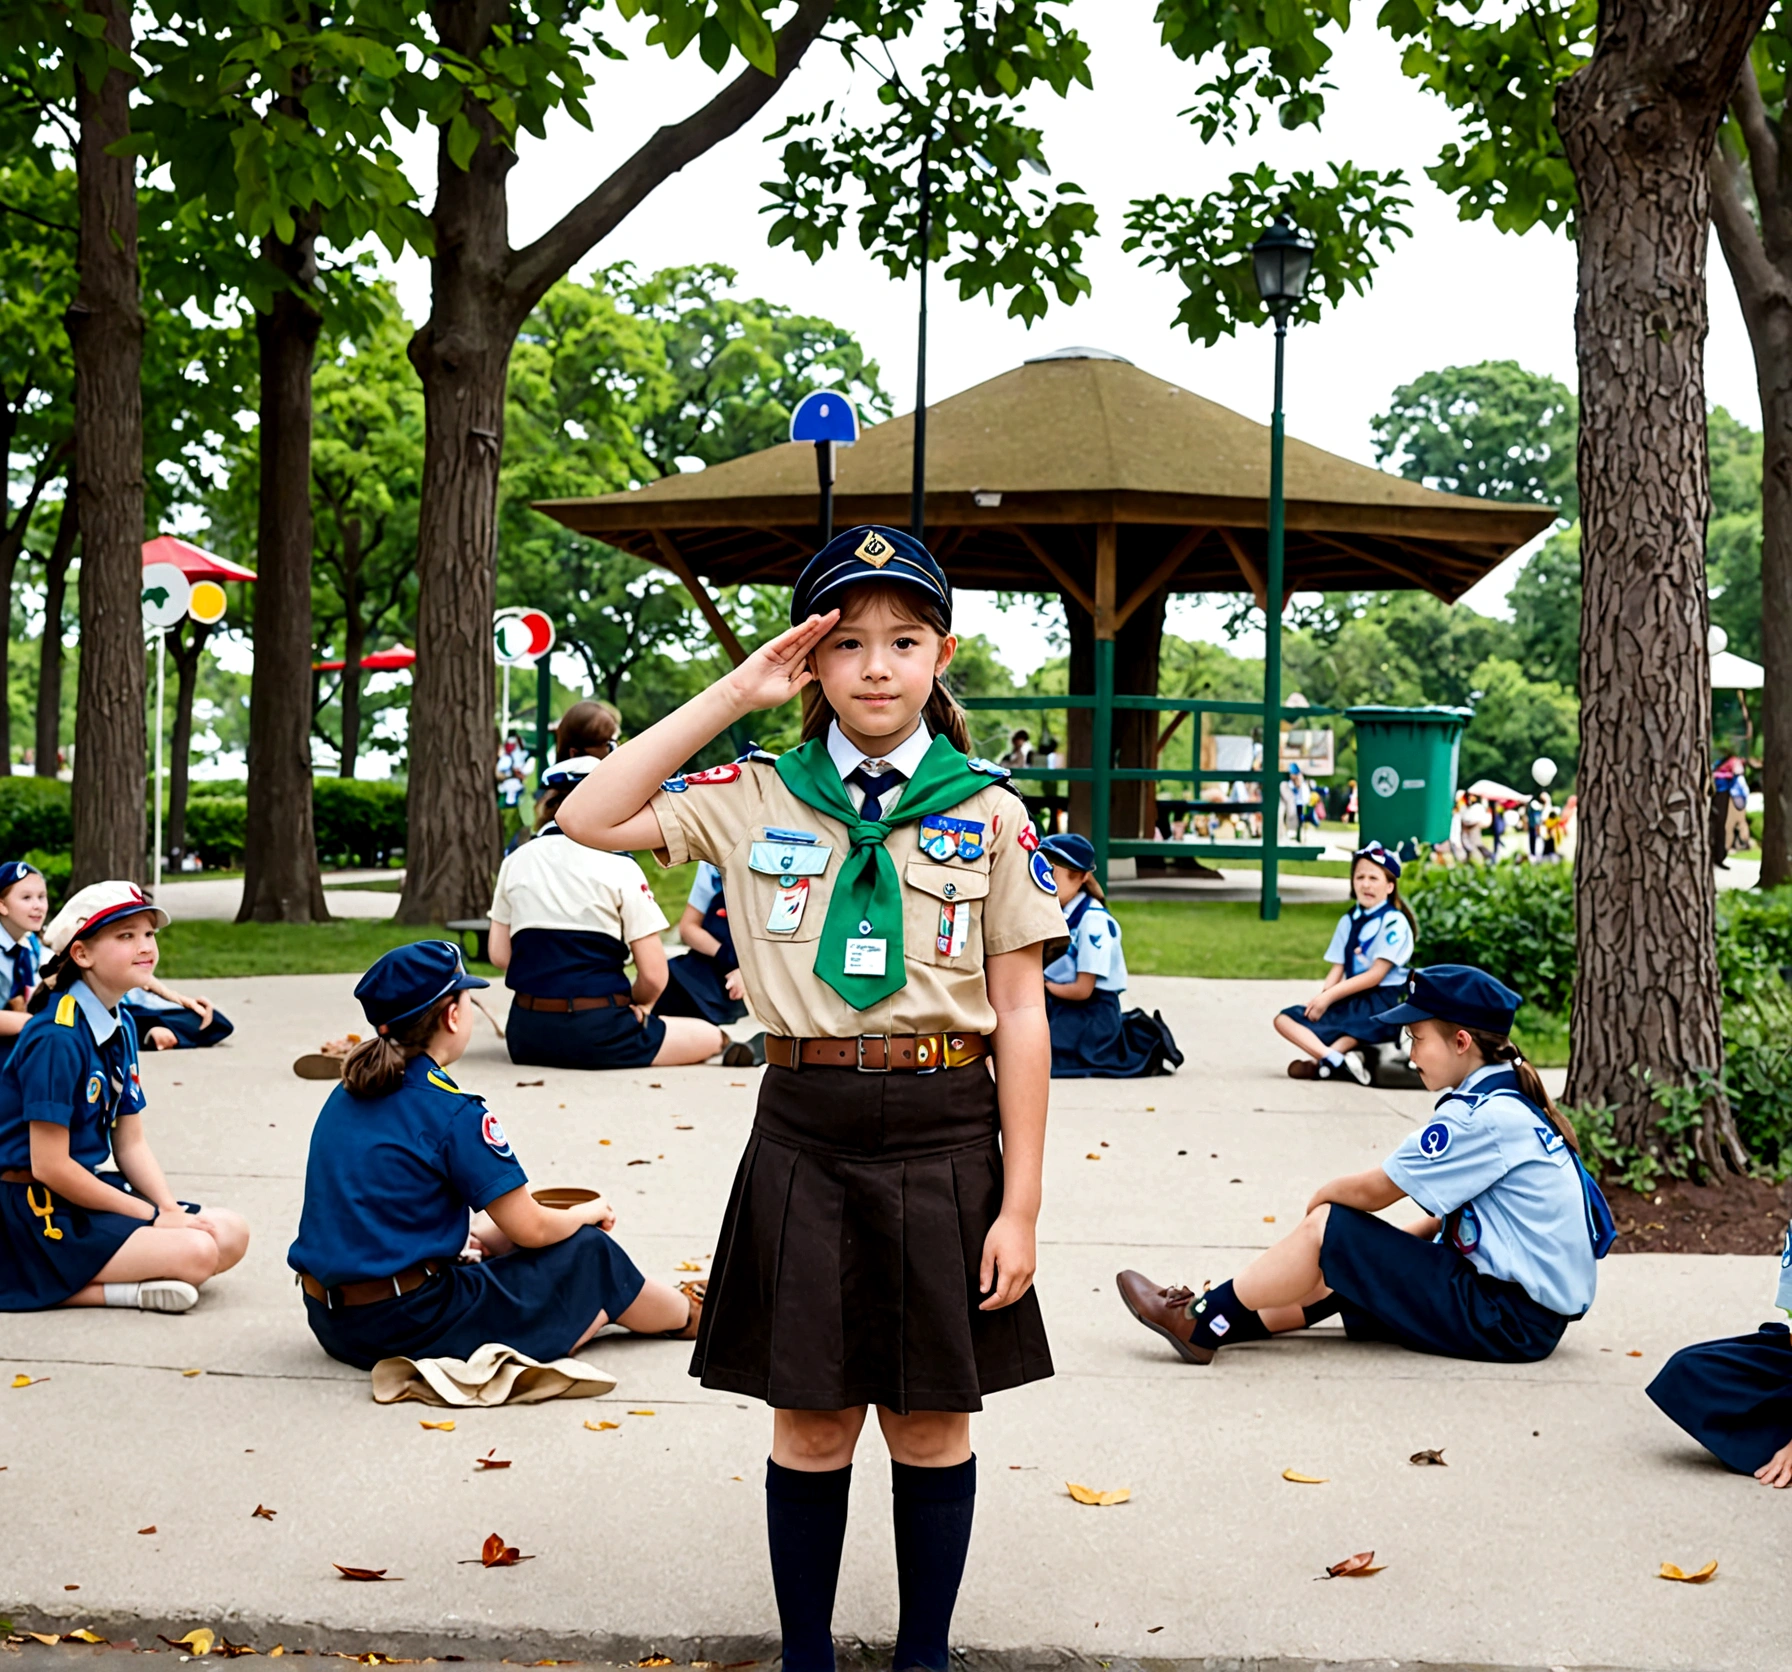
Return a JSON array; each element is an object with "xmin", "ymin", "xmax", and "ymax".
[
  {"xmin": 1109, "ymin": 900, "xmax": 1341, "ymax": 979},
  {"xmin": 156, "ymin": 919, "xmax": 499, "ymax": 981}
]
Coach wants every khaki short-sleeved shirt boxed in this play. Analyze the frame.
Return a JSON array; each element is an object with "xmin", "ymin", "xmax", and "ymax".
[
  {"xmin": 489, "ymin": 832, "xmax": 668, "ymax": 944},
  {"xmin": 650, "ymin": 762, "xmax": 1064, "ymax": 1039}
]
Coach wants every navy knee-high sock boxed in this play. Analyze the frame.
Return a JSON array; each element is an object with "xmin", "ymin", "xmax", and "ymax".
[
  {"xmin": 765, "ymin": 1460, "xmax": 852, "ymax": 1672},
  {"xmin": 1186, "ymin": 1278, "xmax": 1271, "ymax": 1352},
  {"xmin": 890, "ymin": 1456, "xmax": 976, "ymax": 1672}
]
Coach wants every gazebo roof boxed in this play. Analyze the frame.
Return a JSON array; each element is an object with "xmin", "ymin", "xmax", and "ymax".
[{"xmin": 535, "ymin": 349, "xmax": 1554, "ymax": 605}]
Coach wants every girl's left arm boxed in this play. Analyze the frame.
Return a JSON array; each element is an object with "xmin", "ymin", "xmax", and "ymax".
[
  {"xmin": 982, "ymin": 943, "xmax": 1048, "ymax": 1310},
  {"xmin": 110, "ymin": 1115, "xmax": 183, "ymax": 1215},
  {"xmin": 1323, "ymin": 957, "xmax": 1396, "ymax": 1003},
  {"xmin": 1044, "ymin": 970, "xmax": 1096, "ymax": 1001}
]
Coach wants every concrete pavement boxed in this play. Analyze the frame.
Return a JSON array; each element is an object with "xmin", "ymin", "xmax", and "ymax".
[
  {"xmin": 151, "ymin": 874, "xmax": 402, "ymax": 921},
  {"xmin": 4, "ymin": 974, "xmax": 1785, "ymax": 1671}
]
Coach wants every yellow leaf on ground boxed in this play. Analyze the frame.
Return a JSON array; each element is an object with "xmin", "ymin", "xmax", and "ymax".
[
  {"xmin": 418, "ymin": 1420, "xmax": 456, "ymax": 1432},
  {"xmin": 1262, "ymin": 1215, "xmax": 1277, "ymax": 1223},
  {"xmin": 181, "ymin": 1368, "xmax": 204, "ymax": 1378},
  {"xmin": 584, "ymin": 1420, "xmax": 620, "ymax": 1432},
  {"xmin": 1281, "ymin": 1469, "xmax": 1328, "ymax": 1484},
  {"xmin": 1084, "ymin": 1153, "xmax": 1101, "ymax": 1161},
  {"xmin": 1627, "ymin": 1349, "xmax": 1644, "ymax": 1358},
  {"xmin": 270, "ymin": 1649, "xmax": 285, "ymax": 1658},
  {"xmin": 27, "ymin": 1633, "xmax": 60, "ymax": 1646},
  {"xmin": 1659, "ymin": 1560, "xmax": 1718, "ymax": 1583},
  {"xmin": 165, "ymin": 1629, "xmax": 217, "ymax": 1655},
  {"xmin": 69, "ymin": 1629, "xmax": 105, "ymax": 1643},
  {"xmin": 1065, "ymin": 1481, "xmax": 1131, "ymax": 1506},
  {"xmin": 11, "ymin": 1373, "xmax": 42, "ymax": 1388},
  {"xmin": 628, "ymin": 1409, "xmax": 656, "ymax": 1416},
  {"xmin": 676, "ymin": 1261, "xmax": 703, "ymax": 1271}
]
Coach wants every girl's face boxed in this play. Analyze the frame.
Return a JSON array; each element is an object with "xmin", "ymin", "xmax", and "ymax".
[
  {"xmin": 1352, "ymin": 858, "xmax": 1394, "ymax": 909},
  {"xmin": 811, "ymin": 592, "xmax": 956, "ymax": 749},
  {"xmin": 1403, "ymin": 1018, "xmax": 1482, "ymax": 1092},
  {"xmin": 1, "ymin": 873, "xmax": 49, "ymax": 934},
  {"xmin": 1049, "ymin": 862, "xmax": 1086, "ymax": 905},
  {"xmin": 68, "ymin": 912, "xmax": 160, "ymax": 1001}
]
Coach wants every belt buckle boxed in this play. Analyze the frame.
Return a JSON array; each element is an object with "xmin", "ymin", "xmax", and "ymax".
[{"xmin": 856, "ymin": 1034, "xmax": 891, "ymax": 1073}]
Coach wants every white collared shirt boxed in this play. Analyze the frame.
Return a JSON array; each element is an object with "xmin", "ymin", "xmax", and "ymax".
[{"xmin": 826, "ymin": 718, "xmax": 932, "ymax": 817}]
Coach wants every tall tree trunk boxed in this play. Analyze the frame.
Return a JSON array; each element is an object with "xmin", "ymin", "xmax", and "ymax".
[
  {"xmin": 164, "ymin": 620, "xmax": 210, "ymax": 866},
  {"xmin": 37, "ymin": 492, "xmax": 76, "ymax": 778},
  {"xmin": 1555, "ymin": 0, "xmax": 1766, "ymax": 1171},
  {"xmin": 0, "ymin": 440, "xmax": 71, "ymax": 774},
  {"xmin": 66, "ymin": 0, "xmax": 146, "ymax": 887},
  {"xmin": 238, "ymin": 223, "xmax": 330, "ymax": 922}
]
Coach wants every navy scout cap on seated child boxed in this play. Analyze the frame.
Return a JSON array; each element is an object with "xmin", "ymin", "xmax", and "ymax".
[
  {"xmin": 790, "ymin": 524, "xmax": 952, "ymax": 626},
  {"xmin": 0, "ymin": 859, "xmax": 40, "ymax": 890},
  {"xmin": 1380, "ymin": 964, "xmax": 1520, "ymax": 1035},
  {"xmin": 1038, "ymin": 832, "xmax": 1097, "ymax": 873},
  {"xmin": 354, "ymin": 940, "xmax": 488, "ymax": 1035},
  {"xmin": 1353, "ymin": 840, "xmax": 1401, "ymax": 877},
  {"xmin": 45, "ymin": 880, "xmax": 171, "ymax": 955}
]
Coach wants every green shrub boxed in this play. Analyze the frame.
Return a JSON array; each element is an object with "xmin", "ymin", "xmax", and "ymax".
[
  {"xmin": 313, "ymin": 779, "xmax": 407, "ymax": 868},
  {"xmin": 185, "ymin": 796, "xmax": 248, "ymax": 868},
  {"xmin": 1403, "ymin": 861, "xmax": 1577, "ymax": 1012},
  {"xmin": 23, "ymin": 850, "xmax": 71, "ymax": 911},
  {"xmin": 0, "ymin": 777, "xmax": 72, "ymax": 857}
]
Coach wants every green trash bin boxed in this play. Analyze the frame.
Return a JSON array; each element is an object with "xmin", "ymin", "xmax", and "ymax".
[{"xmin": 1346, "ymin": 705, "xmax": 1472, "ymax": 847}]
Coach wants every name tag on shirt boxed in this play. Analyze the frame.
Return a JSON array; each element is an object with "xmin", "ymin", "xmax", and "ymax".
[
  {"xmin": 766, "ymin": 878, "xmax": 810, "ymax": 934},
  {"xmin": 844, "ymin": 937, "xmax": 887, "ymax": 977}
]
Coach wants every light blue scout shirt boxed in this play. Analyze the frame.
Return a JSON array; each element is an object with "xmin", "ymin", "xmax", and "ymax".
[
  {"xmin": 1045, "ymin": 893, "xmax": 1128, "ymax": 992},
  {"xmin": 0, "ymin": 925, "xmax": 41, "ymax": 1004},
  {"xmin": 688, "ymin": 862, "xmax": 723, "ymax": 914},
  {"xmin": 1322, "ymin": 902, "xmax": 1413, "ymax": 986},
  {"xmin": 1381, "ymin": 1063, "xmax": 1596, "ymax": 1318},
  {"xmin": 1776, "ymin": 1219, "xmax": 1792, "ymax": 1315},
  {"xmin": 0, "ymin": 980, "xmax": 145, "ymax": 1172}
]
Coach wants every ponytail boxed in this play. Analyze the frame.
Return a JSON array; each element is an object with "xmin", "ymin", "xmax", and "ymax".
[
  {"xmin": 26, "ymin": 951, "xmax": 69, "ymax": 1014},
  {"xmin": 1464, "ymin": 1027, "xmax": 1578, "ymax": 1153},
  {"xmin": 342, "ymin": 994, "xmax": 456, "ymax": 1100},
  {"xmin": 1388, "ymin": 880, "xmax": 1419, "ymax": 942}
]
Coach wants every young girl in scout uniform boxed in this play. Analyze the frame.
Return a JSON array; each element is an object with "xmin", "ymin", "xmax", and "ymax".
[
  {"xmin": 1120, "ymin": 965, "xmax": 1612, "ymax": 1366},
  {"xmin": 1038, "ymin": 831, "xmax": 1181, "ymax": 1078},
  {"xmin": 559, "ymin": 524, "xmax": 1064, "ymax": 1672},
  {"xmin": 0, "ymin": 859, "xmax": 48, "ymax": 1060},
  {"xmin": 289, "ymin": 940, "xmax": 702, "ymax": 1370},
  {"xmin": 653, "ymin": 861, "xmax": 749, "ymax": 1026},
  {"xmin": 1646, "ymin": 1222, "xmax": 1792, "ymax": 1486},
  {"xmin": 0, "ymin": 882, "xmax": 250, "ymax": 1314},
  {"xmin": 1274, "ymin": 841, "xmax": 1415, "ymax": 1084}
]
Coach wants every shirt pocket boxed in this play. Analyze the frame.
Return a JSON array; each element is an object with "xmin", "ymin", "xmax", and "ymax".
[
  {"xmin": 737, "ymin": 835, "xmax": 834, "ymax": 945},
  {"xmin": 902, "ymin": 859, "xmax": 990, "ymax": 968}
]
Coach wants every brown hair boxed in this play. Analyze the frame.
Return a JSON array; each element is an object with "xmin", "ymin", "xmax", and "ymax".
[
  {"xmin": 797, "ymin": 580, "xmax": 971, "ymax": 754},
  {"xmin": 556, "ymin": 700, "xmax": 621, "ymax": 760},
  {"xmin": 1354, "ymin": 854, "xmax": 1419, "ymax": 942},
  {"xmin": 342, "ymin": 993, "xmax": 459, "ymax": 1100},
  {"xmin": 1062, "ymin": 867, "xmax": 1104, "ymax": 902},
  {"xmin": 1463, "ymin": 1027, "xmax": 1579, "ymax": 1153}
]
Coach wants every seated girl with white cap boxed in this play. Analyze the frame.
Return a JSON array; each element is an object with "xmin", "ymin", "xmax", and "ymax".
[{"xmin": 0, "ymin": 882, "xmax": 250, "ymax": 1314}]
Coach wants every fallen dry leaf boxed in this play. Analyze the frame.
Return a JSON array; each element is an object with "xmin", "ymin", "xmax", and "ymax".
[
  {"xmin": 1322, "ymin": 1551, "xmax": 1386, "ymax": 1579},
  {"xmin": 181, "ymin": 1368, "xmax": 204, "ymax": 1378},
  {"xmin": 599, "ymin": 1138, "xmax": 611, "ymax": 1145},
  {"xmin": 68, "ymin": 1631, "xmax": 105, "ymax": 1644},
  {"xmin": 1084, "ymin": 1152, "xmax": 1101, "ymax": 1161},
  {"xmin": 1408, "ymin": 1449, "xmax": 1448, "ymax": 1467},
  {"xmin": 1659, "ymin": 1560, "xmax": 1718, "ymax": 1583},
  {"xmin": 27, "ymin": 1634, "xmax": 60, "ymax": 1647},
  {"xmin": 161, "ymin": 1630, "xmax": 217, "ymax": 1655},
  {"xmin": 252, "ymin": 1504, "xmax": 276, "ymax": 1520},
  {"xmin": 269, "ymin": 1650, "xmax": 284, "ymax": 1658},
  {"xmin": 1281, "ymin": 1468, "xmax": 1328, "ymax": 1484},
  {"xmin": 332, "ymin": 1565, "xmax": 398, "ymax": 1582},
  {"xmin": 648, "ymin": 1083, "xmax": 662, "ymax": 1089},
  {"xmin": 636, "ymin": 1659, "xmax": 674, "ymax": 1668},
  {"xmin": 216, "ymin": 1640, "xmax": 259, "ymax": 1658},
  {"xmin": 516, "ymin": 1079, "xmax": 544, "ymax": 1087},
  {"xmin": 1146, "ymin": 1626, "xmax": 1163, "ymax": 1634},
  {"xmin": 63, "ymin": 1584, "xmax": 79, "ymax": 1592},
  {"xmin": 628, "ymin": 1408, "xmax": 656, "ymax": 1416},
  {"xmin": 469, "ymin": 1532, "xmax": 533, "ymax": 1568},
  {"xmin": 418, "ymin": 1420, "xmax": 456, "ymax": 1432},
  {"xmin": 11, "ymin": 1373, "xmax": 44, "ymax": 1388},
  {"xmin": 1065, "ymin": 1481, "xmax": 1130, "ymax": 1506},
  {"xmin": 675, "ymin": 1124, "xmax": 693, "ymax": 1130},
  {"xmin": 1263, "ymin": 1215, "xmax": 1277, "ymax": 1223},
  {"xmin": 1627, "ymin": 1350, "xmax": 1644, "ymax": 1358},
  {"xmin": 138, "ymin": 1526, "xmax": 157, "ymax": 1535},
  {"xmin": 583, "ymin": 1420, "xmax": 620, "ymax": 1432},
  {"xmin": 675, "ymin": 1260, "xmax": 703, "ymax": 1271},
  {"xmin": 475, "ymin": 1449, "xmax": 512, "ymax": 1470},
  {"xmin": 730, "ymin": 1082, "xmax": 745, "ymax": 1087}
]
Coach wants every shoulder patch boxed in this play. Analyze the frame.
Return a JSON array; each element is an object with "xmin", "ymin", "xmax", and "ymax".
[
  {"xmin": 660, "ymin": 776, "xmax": 688, "ymax": 793},
  {"xmin": 681, "ymin": 763, "xmax": 742, "ymax": 787},
  {"xmin": 54, "ymin": 993, "xmax": 76, "ymax": 1027},
  {"xmin": 1029, "ymin": 849, "xmax": 1058, "ymax": 894},
  {"xmin": 480, "ymin": 1108, "xmax": 514, "ymax": 1158},
  {"xmin": 1418, "ymin": 1121, "xmax": 1452, "ymax": 1159},
  {"xmin": 734, "ymin": 746, "xmax": 779, "ymax": 764},
  {"xmin": 964, "ymin": 756, "xmax": 1012, "ymax": 780},
  {"xmin": 86, "ymin": 1072, "xmax": 103, "ymax": 1104},
  {"xmin": 425, "ymin": 1069, "xmax": 468, "ymax": 1097}
]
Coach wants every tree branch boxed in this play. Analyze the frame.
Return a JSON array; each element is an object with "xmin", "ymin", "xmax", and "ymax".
[
  {"xmin": 1731, "ymin": 58, "xmax": 1781, "ymax": 229},
  {"xmin": 504, "ymin": 0, "xmax": 836, "ymax": 319},
  {"xmin": 1710, "ymin": 141, "xmax": 1790, "ymax": 326}
]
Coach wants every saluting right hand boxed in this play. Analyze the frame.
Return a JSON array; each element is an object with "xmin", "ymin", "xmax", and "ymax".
[{"xmin": 722, "ymin": 611, "xmax": 839, "ymax": 714}]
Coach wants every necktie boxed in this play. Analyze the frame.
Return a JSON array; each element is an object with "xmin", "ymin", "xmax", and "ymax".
[
  {"xmin": 7, "ymin": 942, "xmax": 32, "ymax": 1004},
  {"xmin": 847, "ymin": 764, "xmax": 906, "ymax": 822}
]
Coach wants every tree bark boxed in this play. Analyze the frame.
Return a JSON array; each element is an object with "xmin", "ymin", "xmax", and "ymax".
[
  {"xmin": 0, "ymin": 438, "xmax": 71, "ymax": 773},
  {"xmin": 66, "ymin": 0, "xmax": 146, "ymax": 887},
  {"xmin": 238, "ymin": 221, "xmax": 330, "ymax": 922},
  {"xmin": 37, "ymin": 491, "xmax": 76, "ymax": 778},
  {"xmin": 397, "ymin": 0, "xmax": 835, "ymax": 923},
  {"xmin": 163, "ymin": 620, "xmax": 210, "ymax": 865},
  {"xmin": 1708, "ymin": 87, "xmax": 1792, "ymax": 887},
  {"xmin": 1555, "ymin": 0, "xmax": 1766, "ymax": 1171}
]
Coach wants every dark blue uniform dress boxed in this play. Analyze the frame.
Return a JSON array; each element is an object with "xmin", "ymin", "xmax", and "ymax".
[
  {"xmin": 288, "ymin": 1054, "xmax": 646, "ymax": 1369},
  {"xmin": 654, "ymin": 863, "xmax": 748, "ymax": 1026},
  {"xmin": 0, "ymin": 928, "xmax": 42, "ymax": 1063},
  {"xmin": 1280, "ymin": 901, "xmax": 1413, "ymax": 1047},
  {"xmin": 1044, "ymin": 894, "xmax": 1181, "ymax": 1078},
  {"xmin": 1646, "ymin": 1222, "xmax": 1792, "ymax": 1474},
  {"xmin": 0, "ymin": 983, "xmax": 166, "ymax": 1309}
]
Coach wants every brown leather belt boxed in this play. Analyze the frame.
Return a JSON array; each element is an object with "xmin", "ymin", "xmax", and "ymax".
[
  {"xmin": 1, "ymin": 1168, "xmax": 37, "ymax": 1185},
  {"xmin": 298, "ymin": 1260, "xmax": 446, "ymax": 1309},
  {"xmin": 765, "ymin": 1032, "xmax": 989, "ymax": 1073},
  {"xmin": 511, "ymin": 992, "xmax": 631, "ymax": 1013}
]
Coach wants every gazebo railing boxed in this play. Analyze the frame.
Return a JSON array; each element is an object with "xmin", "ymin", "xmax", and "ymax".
[{"xmin": 959, "ymin": 694, "xmax": 1342, "ymax": 914}]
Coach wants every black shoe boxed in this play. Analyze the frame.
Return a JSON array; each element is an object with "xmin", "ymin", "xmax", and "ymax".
[
  {"xmin": 1152, "ymin": 1010, "xmax": 1185, "ymax": 1070},
  {"xmin": 721, "ymin": 1031, "xmax": 766, "ymax": 1069}
]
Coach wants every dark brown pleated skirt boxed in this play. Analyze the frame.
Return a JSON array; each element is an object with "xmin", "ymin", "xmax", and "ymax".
[{"xmin": 690, "ymin": 1063, "xmax": 1054, "ymax": 1413}]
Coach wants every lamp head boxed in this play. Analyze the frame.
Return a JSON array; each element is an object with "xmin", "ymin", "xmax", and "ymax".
[{"xmin": 1251, "ymin": 212, "xmax": 1316, "ymax": 322}]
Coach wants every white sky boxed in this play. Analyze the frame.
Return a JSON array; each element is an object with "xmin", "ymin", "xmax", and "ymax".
[{"xmin": 368, "ymin": 2, "xmax": 1757, "ymax": 677}]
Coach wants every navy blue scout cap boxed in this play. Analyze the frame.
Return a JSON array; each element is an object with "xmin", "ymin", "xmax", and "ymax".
[
  {"xmin": 0, "ymin": 860, "xmax": 40, "ymax": 890},
  {"xmin": 355, "ymin": 940, "xmax": 489, "ymax": 1034},
  {"xmin": 1353, "ymin": 840, "xmax": 1402, "ymax": 878},
  {"xmin": 790, "ymin": 525, "xmax": 952, "ymax": 627},
  {"xmin": 1380, "ymin": 964, "xmax": 1520, "ymax": 1034},
  {"xmin": 1038, "ymin": 832, "xmax": 1097, "ymax": 873}
]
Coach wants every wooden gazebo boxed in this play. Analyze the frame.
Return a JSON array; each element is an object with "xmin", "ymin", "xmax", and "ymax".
[{"xmin": 537, "ymin": 348, "xmax": 1552, "ymax": 905}]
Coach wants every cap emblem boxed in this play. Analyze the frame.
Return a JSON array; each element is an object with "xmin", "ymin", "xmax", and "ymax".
[{"xmin": 856, "ymin": 529, "xmax": 894, "ymax": 566}]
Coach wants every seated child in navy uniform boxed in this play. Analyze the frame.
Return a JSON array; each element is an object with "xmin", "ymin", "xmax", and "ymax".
[
  {"xmin": 1275, "ymin": 841, "xmax": 1415, "ymax": 1084},
  {"xmin": 0, "ymin": 882, "xmax": 250, "ymax": 1315},
  {"xmin": 122, "ymin": 973, "xmax": 234, "ymax": 1051},
  {"xmin": 653, "ymin": 861, "xmax": 748, "ymax": 1026},
  {"xmin": 1121, "ymin": 965, "xmax": 1611, "ymax": 1366},
  {"xmin": 289, "ymin": 940, "xmax": 704, "ymax": 1370},
  {"xmin": 1038, "ymin": 832, "xmax": 1181, "ymax": 1078},
  {"xmin": 1646, "ymin": 1220, "xmax": 1792, "ymax": 1487},
  {"xmin": 0, "ymin": 859, "xmax": 48, "ymax": 1061}
]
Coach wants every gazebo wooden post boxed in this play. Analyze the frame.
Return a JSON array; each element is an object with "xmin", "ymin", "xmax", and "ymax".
[{"xmin": 1091, "ymin": 522, "xmax": 1117, "ymax": 887}]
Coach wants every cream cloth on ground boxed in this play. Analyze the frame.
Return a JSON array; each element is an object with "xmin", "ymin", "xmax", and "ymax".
[{"xmin": 371, "ymin": 1341, "xmax": 618, "ymax": 1407}]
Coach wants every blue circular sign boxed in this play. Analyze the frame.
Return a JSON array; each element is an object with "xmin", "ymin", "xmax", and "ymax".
[{"xmin": 1419, "ymin": 1122, "xmax": 1452, "ymax": 1159}]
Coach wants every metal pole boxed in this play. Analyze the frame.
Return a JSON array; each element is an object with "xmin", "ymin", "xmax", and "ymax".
[
  {"xmin": 816, "ymin": 440, "xmax": 834, "ymax": 545},
  {"xmin": 153, "ymin": 632, "xmax": 165, "ymax": 892},
  {"xmin": 501, "ymin": 660, "xmax": 511, "ymax": 742},
  {"xmin": 535, "ymin": 656, "xmax": 552, "ymax": 789},
  {"xmin": 910, "ymin": 133, "xmax": 931, "ymax": 541},
  {"xmin": 1091, "ymin": 638, "xmax": 1114, "ymax": 889},
  {"xmin": 1261, "ymin": 316, "xmax": 1288, "ymax": 922}
]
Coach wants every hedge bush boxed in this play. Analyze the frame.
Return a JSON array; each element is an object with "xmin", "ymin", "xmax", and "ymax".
[
  {"xmin": 1403, "ymin": 861, "xmax": 1577, "ymax": 1013},
  {"xmin": 314, "ymin": 779, "xmax": 406, "ymax": 868},
  {"xmin": 185, "ymin": 796, "xmax": 248, "ymax": 868},
  {"xmin": 0, "ymin": 778, "xmax": 73, "ymax": 858}
]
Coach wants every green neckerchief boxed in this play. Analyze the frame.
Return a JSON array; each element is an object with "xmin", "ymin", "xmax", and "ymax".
[{"xmin": 775, "ymin": 731, "xmax": 994, "ymax": 1009}]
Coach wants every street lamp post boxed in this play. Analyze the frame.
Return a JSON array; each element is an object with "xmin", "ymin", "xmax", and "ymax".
[
  {"xmin": 910, "ymin": 131, "xmax": 932, "ymax": 541},
  {"xmin": 1249, "ymin": 212, "xmax": 1315, "ymax": 922}
]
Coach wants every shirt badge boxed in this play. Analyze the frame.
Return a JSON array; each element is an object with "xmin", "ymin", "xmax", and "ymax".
[
  {"xmin": 919, "ymin": 815, "xmax": 985, "ymax": 861},
  {"xmin": 1418, "ymin": 1122, "xmax": 1452, "ymax": 1158},
  {"xmin": 1017, "ymin": 820, "xmax": 1040, "ymax": 853},
  {"xmin": 481, "ymin": 1110, "xmax": 514, "ymax": 1157},
  {"xmin": 86, "ymin": 1072, "xmax": 103, "ymax": 1104},
  {"xmin": 1209, "ymin": 1313, "xmax": 1231, "ymax": 1338},
  {"xmin": 1029, "ymin": 850, "xmax": 1057, "ymax": 894},
  {"xmin": 660, "ymin": 776, "xmax": 688, "ymax": 794},
  {"xmin": 680, "ymin": 764, "xmax": 741, "ymax": 787},
  {"xmin": 1534, "ymin": 1124, "xmax": 1565, "ymax": 1155},
  {"xmin": 855, "ymin": 528, "xmax": 894, "ymax": 566}
]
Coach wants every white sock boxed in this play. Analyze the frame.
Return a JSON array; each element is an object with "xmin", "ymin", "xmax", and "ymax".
[
  {"xmin": 1323, "ymin": 1050, "xmax": 1344, "ymax": 1067},
  {"xmin": 103, "ymin": 1282, "xmax": 141, "ymax": 1308}
]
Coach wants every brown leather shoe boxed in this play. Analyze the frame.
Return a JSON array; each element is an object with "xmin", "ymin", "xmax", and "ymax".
[
  {"xmin": 664, "ymin": 1279, "xmax": 706, "ymax": 1341},
  {"xmin": 1287, "ymin": 1058, "xmax": 1318, "ymax": 1080},
  {"xmin": 1115, "ymin": 1269, "xmax": 1213, "ymax": 1364}
]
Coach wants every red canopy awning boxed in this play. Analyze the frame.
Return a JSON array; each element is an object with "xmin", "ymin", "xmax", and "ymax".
[
  {"xmin": 142, "ymin": 534, "xmax": 258, "ymax": 583},
  {"xmin": 312, "ymin": 647, "xmax": 417, "ymax": 673}
]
